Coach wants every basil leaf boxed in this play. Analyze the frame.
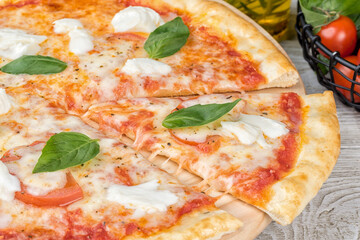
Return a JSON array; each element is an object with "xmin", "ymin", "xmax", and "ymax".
[
  {"xmin": 349, "ymin": 14, "xmax": 360, "ymax": 39},
  {"xmin": 0, "ymin": 55, "xmax": 67, "ymax": 75},
  {"xmin": 33, "ymin": 132, "xmax": 100, "ymax": 173},
  {"xmin": 317, "ymin": 54, "xmax": 330, "ymax": 75},
  {"xmin": 162, "ymin": 99, "xmax": 241, "ymax": 129},
  {"xmin": 144, "ymin": 17, "xmax": 190, "ymax": 59},
  {"xmin": 299, "ymin": 0, "xmax": 360, "ymax": 32}
]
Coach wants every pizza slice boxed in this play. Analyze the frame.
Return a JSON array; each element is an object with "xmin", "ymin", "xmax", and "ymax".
[
  {"xmin": 0, "ymin": 0, "xmax": 299, "ymax": 114},
  {"xmin": 0, "ymin": 89, "xmax": 242, "ymax": 239},
  {"xmin": 83, "ymin": 91, "xmax": 340, "ymax": 225}
]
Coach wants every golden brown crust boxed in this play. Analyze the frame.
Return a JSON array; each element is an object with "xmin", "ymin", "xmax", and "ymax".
[
  {"xmin": 126, "ymin": 209, "xmax": 242, "ymax": 240},
  {"xmin": 159, "ymin": 0, "xmax": 300, "ymax": 90},
  {"xmin": 257, "ymin": 91, "xmax": 340, "ymax": 225}
]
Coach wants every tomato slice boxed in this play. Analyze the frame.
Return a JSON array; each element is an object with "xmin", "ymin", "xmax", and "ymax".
[
  {"xmin": 1, "ymin": 142, "xmax": 84, "ymax": 207},
  {"xmin": 169, "ymin": 129, "xmax": 221, "ymax": 154},
  {"xmin": 15, "ymin": 172, "xmax": 83, "ymax": 207}
]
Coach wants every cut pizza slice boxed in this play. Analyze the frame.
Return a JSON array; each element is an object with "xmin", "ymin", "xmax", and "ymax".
[
  {"xmin": 83, "ymin": 91, "xmax": 340, "ymax": 225},
  {"xmin": 0, "ymin": 89, "xmax": 242, "ymax": 239},
  {"xmin": 0, "ymin": 0, "xmax": 299, "ymax": 114}
]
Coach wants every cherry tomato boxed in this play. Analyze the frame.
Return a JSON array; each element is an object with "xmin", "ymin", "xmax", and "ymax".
[
  {"xmin": 318, "ymin": 15, "xmax": 357, "ymax": 58},
  {"xmin": 332, "ymin": 55, "xmax": 360, "ymax": 102}
]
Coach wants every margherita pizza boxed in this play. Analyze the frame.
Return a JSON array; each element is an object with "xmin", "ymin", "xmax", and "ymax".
[
  {"xmin": 83, "ymin": 91, "xmax": 340, "ymax": 225},
  {"xmin": 0, "ymin": 0, "xmax": 340, "ymax": 238},
  {"xmin": 0, "ymin": 90, "xmax": 242, "ymax": 239}
]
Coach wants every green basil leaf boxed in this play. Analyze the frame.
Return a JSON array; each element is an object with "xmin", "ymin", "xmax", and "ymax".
[
  {"xmin": 299, "ymin": 0, "xmax": 360, "ymax": 32},
  {"xmin": 0, "ymin": 55, "xmax": 67, "ymax": 75},
  {"xmin": 349, "ymin": 14, "xmax": 360, "ymax": 39},
  {"xmin": 33, "ymin": 132, "xmax": 100, "ymax": 173},
  {"xmin": 144, "ymin": 17, "xmax": 190, "ymax": 59},
  {"xmin": 317, "ymin": 54, "xmax": 330, "ymax": 75},
  {"xmin": 162, "ymin": 99, "xmax": 241, "ymax": 129}
]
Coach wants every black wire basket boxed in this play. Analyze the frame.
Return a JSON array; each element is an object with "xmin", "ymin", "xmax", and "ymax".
[{"xmin": 295, "ymin": 3, "xmax": 360, "ymax": 111}]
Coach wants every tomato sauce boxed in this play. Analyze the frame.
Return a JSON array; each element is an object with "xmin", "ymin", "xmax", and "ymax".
[
  {"xmin": 231, "ymin": 93, "xmax": 302, "ymax": 206},
  {"xmin": 115, "ymin": 166, "xmax": 133, "ymax": 186}
]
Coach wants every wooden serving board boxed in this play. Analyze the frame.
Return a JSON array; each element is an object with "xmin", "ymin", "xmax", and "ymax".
[{"xmin": 141, "ymin": 1, "xmax": 305, "ymax": 239}]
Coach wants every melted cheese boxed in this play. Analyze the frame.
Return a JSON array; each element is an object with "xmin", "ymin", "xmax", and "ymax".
[
  {"xmin": 239, "ymin": 114, "xmax": 289, "ymax": 138},
  {"xmin": 121, "ymin": 58, "xmax": 172, "ymax": 76},
  {"xmin": 0, "ymin": 28, "xmax": 47, "ymax": 59},
  {"xmin": 5, "ymin": 145, "xmax": 67, "ymax": 196},
  {"xmin": 53, "ymin": 18, "xmax": 93, "ymax": 55},
  {"xmin": 221, "ymin": 121, "xmax": 269, "ymax": 148},
  {"xmin": 107, "ymin": 180, "xmax": 178, "ymax": 217},
  {"xmin": 111, "ymin": 6, "xmax": 164, "ymax": 33},
  {"xmin": 181, "ymin": 95, "xmax": 237, "ymax": 108},
  {"xmin": 78, "ymin": 43, "xmax": 133, "ymax": 100},
  {"xmin": 221, "ymin": 114, "xmax": 288, "ymax": 147},
  {"xmin": 0, "ymin": 161, "xmax": 20, "ymax": 201},
  {"xmin": 0, "ymin": 88, "xmax": 14, "ymax": 115},
  {"xmin": 0, "ymin": 214, "xmax": 12, "ymax": 228}
]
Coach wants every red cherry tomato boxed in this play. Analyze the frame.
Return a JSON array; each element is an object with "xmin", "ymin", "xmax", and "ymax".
[
  {"xmin": 318, "ymin": 15, "xmax": 357, "ymax": 58},
  {"xmin": 332, "ymin": 56, "xmax": 360, "ymax": 102}
]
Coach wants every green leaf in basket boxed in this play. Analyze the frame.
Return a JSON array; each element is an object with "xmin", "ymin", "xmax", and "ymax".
[{"xmin": 299, "ymin": 0, "xmax": 360, "ymax": 33}]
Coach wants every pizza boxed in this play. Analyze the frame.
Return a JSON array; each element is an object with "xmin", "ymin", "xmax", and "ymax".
[
  {"xmin": 0, "ymin": 90, "xmax": 242, "ymax": 239},
  {"xmin": 0, "ymin": 0, "xmax": 299, "ymax": 114},
  {"xmin": 82, "ymin": 91, "xmax": 340, "ymax": 225},
  {"xmin": 0, "ymin": 0, "xmax": 340, "ymax": 238}
]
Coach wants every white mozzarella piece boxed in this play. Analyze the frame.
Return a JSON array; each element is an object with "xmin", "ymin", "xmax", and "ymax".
[
  {"xmin": 121, "ymin": 58, "xmax": 172, "ymax": 76},
  {"xmin": 68, "ymin": 29, "xmax": 94, "ymax": 55},
  {"xmin": 239, "ymin": 114, "xmax": 289, "ymax": 138},
  {"xmin": 221, "ymin": 114, "xmax": 288, "ymax": 148},
  {"xmin": 221, "ymin": 121, "xmax": 269, "ymax": 148},
  {"xmin": 0, "ymin": 28, "xmax": 47, "ymax": 59},
  {"xmin": 0, "ymin": 88, "xmax": 14, "ymax": 115},
  {"xmin": 53, "ymin": 18, "xmax": 93, "ymax": 55},
  {"xmin": 111, "ymin": 6, "xmax": 164, "ymax": 33},
  {"xmin": 53, "ymin": 18, "xmax": 84, "ymax": 33},
  {"xmin": 107, "ymin": 180, "xmax": 178, "ymax": 217},
  {"xmin": 5, "ymin": 147, "xmax": 67, "ymax": 196},
  {"xmin": 0, "ymin": 161, "xmax": 21, "ymax": 201}
]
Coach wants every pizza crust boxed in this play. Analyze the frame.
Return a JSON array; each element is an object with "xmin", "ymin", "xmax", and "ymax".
[
  {"xmin": 259, "ymin": 91, "xmax": 340, "ymax": 225},
  {"xmin": 128, "ymin": 209, "xmax": 242, "ymax": 240},
  {"xmin": 160, "ymin": 0, "xmax": 300, "ymax": 90}
]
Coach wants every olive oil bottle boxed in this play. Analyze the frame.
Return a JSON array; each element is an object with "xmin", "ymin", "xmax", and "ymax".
[{"xmin": 225, "ymin": 0, "xmax": 291, "ymax": 41}]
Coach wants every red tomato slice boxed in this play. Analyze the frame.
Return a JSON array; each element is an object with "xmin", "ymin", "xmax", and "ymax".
[
  {"xmin": 170, "ymin": 129, "xmax": 221, "ymax": 154},
  {"xmin": 15, "ymin": 172, "xmax": 83, "ymax": 207},
  {"xmin": 333, "ymin": 55, "xmax": 360, "ymax": 102}
]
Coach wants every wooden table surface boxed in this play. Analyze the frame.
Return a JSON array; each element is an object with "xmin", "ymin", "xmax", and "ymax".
[{"xmin": 256, "ymin": 1, "xmax": 360, "ymax": 239}]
